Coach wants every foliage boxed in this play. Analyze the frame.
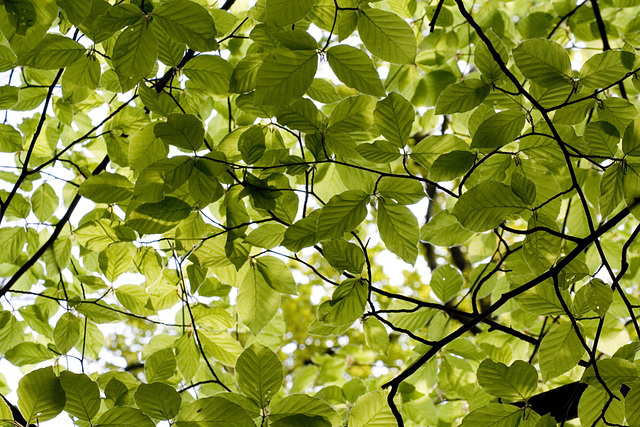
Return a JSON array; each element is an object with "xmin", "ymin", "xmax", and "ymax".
[{"xmin": 1, "ymin": 0, "xmax": 640, "ymax": 426}]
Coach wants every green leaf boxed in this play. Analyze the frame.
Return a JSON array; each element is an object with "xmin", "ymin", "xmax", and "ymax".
[
  {"xmin": 19, "ymin": 33, "xmax": 85, "ymax": 69},
  {"xmin": 436, "ymin": 79, "xmax": 490, "ymax": 114},
  {"xmin": 73, "ymin": 219, "xmax": 120, "ymax": 252},
  {"xmin": 357, "ymin": 8, "xmax": 416, "ymax": 64},
  {"xmin": 460, "ymin": 404, "xmax": 531, "ymax": 427},
  {"xmin": 238, "ymin": 264, "xmax": 281, "ymax": 334},
  {"xmin": 584, "ymin": 278, "xmax": 613, "ymax": 317},
  {"xmin": 581, "ymin": 357, "xmax": 637, "ymax": 389},
  {"xmin": 625, "ymin": 384, "xmax": 640, "ymax": 427},
  {"xmin": 477, "ymin": 359, "xmax": 538, "ymax": 401},
  {"xmin": 0, "ymin": 123, "xmax": 22, "ymax": 152},
  {"xmin": 0, "ymin": 398, "xmax": 13, "ymax": 427},
  {"xmin": 129, "ymin": 123, "xmax": 169, "ymax": 170},
  {"xmin": 138, "ymin": 83, "xmax": 174, "ymax": 116},
  {"xmin": 452, "ymin": 181, "xmax": 527, "ymax": 232},
  {"xmin": 0, "ymin": 45, "xmax": 17, "ymax": 72},
  {"xmin": 145, "ymin": 348, "xmax": 177, "ymax": 382},
  {"xmin": 154, "ymin": 113, "xmax": 205, "ymax": 151},
  {"xmin": 112, "ymin": 18, "xmax": 157, "ymax": 92},
  {"xmin": 152, "ymin": 0, "xmax": 217, "ymax": 52},
  {"xmin": 377, "ymin": 199, "xmax": 419, "ymax": 265},
  {"xmin": 255, "ymin": 49, "xmax": 318, "ymax": 106},
  {"xmin": 471, "ymin": 109, "xmax": 526, "ymax": 149},
  {"xmin": 4, "ymin": 0, "xmax": 37, "ymax": 36},
  {"xmin": 539, "ymin": 322, "xmax": 586, "ymax": 381},
  {"xmin": 79, "ymin": 172, "xmax": 134, "ymax": 204},
  {"xmin": 200, "ymin": 331, "xmax": 243, "ymax": 366},
  {"xmin": 126, "ymin": 197, "xmax": 192, "ymax": 235},
  {"xmin": 276, "ymin": 98, "xmax": 324, "ymax": 133},
  {"xmin": 317, "ymin": 190, "xmax": 370, "ymax": 240},
  {"xmin": 265, "ymin": 0, "xmax": 316, "ymax": 27},
  {"xmin": 175, "ymin": 397, "xmax": 254, "ymax": 426},
  {"xmin": 17, "ymin": 367, "xmax": 66, "ymax": 424},
  {"xmin": 420, "ymin": 211, "xmax": 474, "ymax": 246},
  {"xmin": 578, "ymin": 386, "xmax": 624, "ymax": 427},
  {"xmin": 513, "ymin": 38, "xmax": 572, "ymax": 87},
  {"xmin": 135, "ymin": 382, "xmax": 181, "ymax": 420},
  {"xmin": 318, "ymin": 278, "xmax": 367, "ymax": 326},
  {"xmin": 116, "ymin": 284, "xmax": 155, "ymax": 316},
  {"xmin": 183, "ymin": 55, "xmax": 233, "ymax": 94},
  {"xmin": 174, "ymin": 334, "xmax": 200, "ymax": 382},
  {"xmin": 239, "ymin": 125, "xmax": 266, "ymax": 164},
  {"xmin": 5, "ymin": 342, "xmax": 55, "ymax": 366},
  {"xmin": 600, "ymin": 163, "xmax": 625, "ymax": 218},
  {"xmin": 510, "ymin": 172, "xmax": 537, "ymax": 205},
  {"xmin": 321, "ymin": 239, "xmax": 365, "ymax": 275},
  {"xmin": 348, "ymin": 391, "xmax": 396, "ymax": 427},
  {"xmin": 255, "ymin": 256, "xmax": 297, "ymax": 294},
  {"xmin": 522, "ymin": 216, "xmax": 561, "ymax": 274},
  {"xmin": 271, "ymin": 415, "xmax": 331, "ymax": 427},
  {"xmin": 622, "ymin": 116, "xmax": 640, "ymax": 157},
  {"xmin": 245, "ymin": 223, "xmax": 287, "ymax": 249},
  {"xmin": 429, "ymin": 150, "xmax": 475, "ymax": 182},
  {"xmin": 430, "ymin": 265, "xmax": 463, "ymax": 303},
  {"xmin": 363, "ymin": 317, "xmax": 389, "ymax": 357},
  {"xmin": 31, "ymin": 182, "xmax": 58, "ymax": 221},
  {"xmin": 327, "ymin": 45, "xmax": 385, "ymax": 97},
  {"xmin": 230, "ymin": 53, "xmax": 266, "ymax": 93},
  {"xmin": 307, "ymin": 78, "xmax": 340, "ymax": 103},
  {"xmin": 95, "ymin": 406, "xmax": 155, "ymax": 427},
  {"xmin": 0, "ymin": 85, "xmax": 19, "ymax": 109},
  {"xmin": 57, "ymin": 0, "xmax": 91, "ymax": 26},
  {"xmin": 474, "ymin": 29, "xmax": 508, "ymax": 81},
  {"xmin": 328, "ymin": 95, "xmax": 377, "ymax": 133},
  {"xmin": 53, "ymin": 311, "xmax": 81, "ymax": 354},
  {"xmin": 59, "ymin": 371, "xmax": 101, "ymax": 422},
  {"xmin": 282, "ymin": 210, "xmax": 320, "ymax": 252},
  {"xmin": 93, "ymin": 3, "xmax": 142, "ymax": 37},
  {"xmin": 236, "ymin": 343, "xmax": 283, "ymax": 408},
  {"xmin": 374, "ymin": 92, "xmax": 415, "ymax": 148},
  {"xmin": 584, "ymin": 121, "xmax": 619, "ymax": 157},
  {"xmin": 579, "ymin": 50, "xmax": 635, "ymax": 90},
  {"xmin": 356, "ymin": 140, "xmax": 401, "ymax": 163},
  {"xmin": 270, "ymin": 394, "xmax": 341, "ymax": 425}
]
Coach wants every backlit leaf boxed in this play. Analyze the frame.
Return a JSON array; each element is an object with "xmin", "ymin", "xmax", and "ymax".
[
  {"xmin": 358, "ymin": 8, "xmax": 417, "ymax": 64},
  {"xmin": 255, "ymin": 49, "xmax": 318, "ymax": 106}
]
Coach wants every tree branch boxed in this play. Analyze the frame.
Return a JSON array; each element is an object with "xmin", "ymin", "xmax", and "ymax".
[{"xmin": 0, "ymin": 156, "xmax": 110, "ymax": 299}]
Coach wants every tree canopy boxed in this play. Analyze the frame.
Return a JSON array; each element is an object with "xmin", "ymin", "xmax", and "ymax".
[{"xmin": 1, "ymin": 0, "xmax": 640, "ymax": 426}]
